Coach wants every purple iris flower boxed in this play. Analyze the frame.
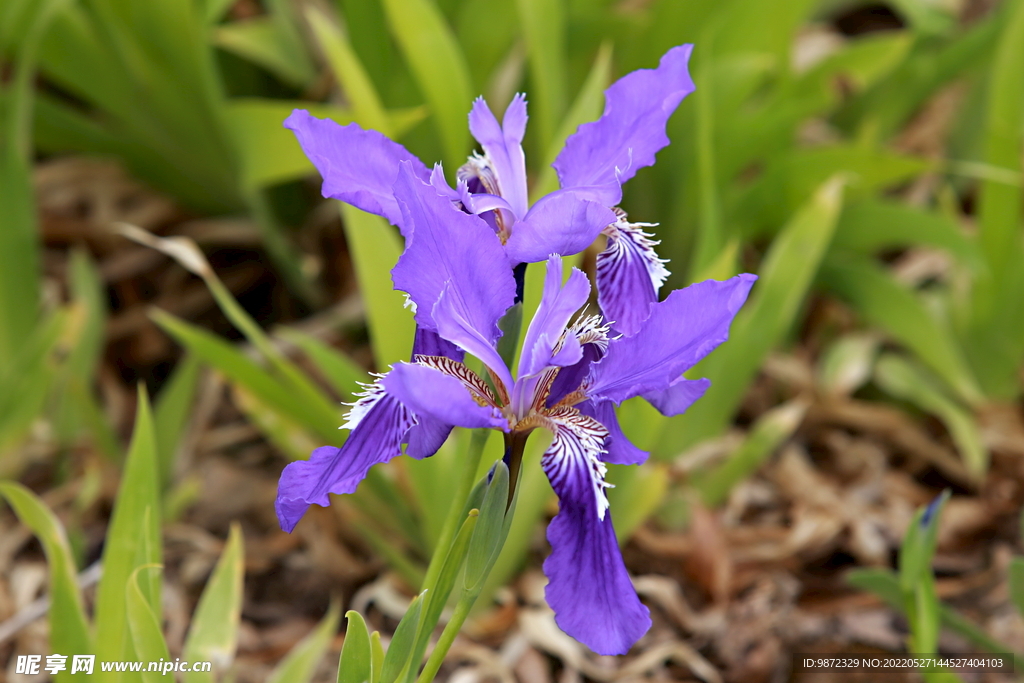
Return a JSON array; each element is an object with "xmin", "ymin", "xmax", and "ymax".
[
  {"xmin": 284, "ymin": 44, "xmax": 695, "ymax": 335},
  {"xmin": 275, "ymin": 164, "xmax": 756, "ymax": 655}
]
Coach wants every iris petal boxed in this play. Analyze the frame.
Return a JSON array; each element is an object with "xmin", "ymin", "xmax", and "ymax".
[
  {"xmin": 275, "ymin": 389, "xmax": 414, "ymax": 533},
  {"xmin": 391, "ymin": 162, "xmax": 517, "ymax": 341},
  {"xmin": 577, "ymin": 399, "xmax": 648, "ymax": 465},
  {"xmin": 596, "ymin": 220, "xmax": 670, "ymax": 337},
  {"xmin": 467, "ymin": 95, "xmax": 530, "ymax": 218},
  {"xmin": 383, "ymin": 361, "xmax": 508, "ymax": 431},
  {"xmin": 541, "ymin": 407, "xmax": 651, "ymax": 655},
  {"xmin": 553, "ymin": 45, "xmax": 696, "ymax": 206},
  {"xmin": 284, "ymin": 110, "xmax": 429, "ymax": 236},
  {"xmin": 504, "ymin": 190, "xmax": 615, "ymax": 265}
]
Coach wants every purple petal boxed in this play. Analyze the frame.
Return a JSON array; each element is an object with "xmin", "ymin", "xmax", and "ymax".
[
  {"xmin": 519, "ymin": 255, "xmax": 591, "ymax": 378},
  {"xmin": 541, "ymin": 408, "xmax": 651, "ymax": 654},
  {"xmin": 275, "ymin": 391, "xmax": 413, "ymax": 533},
  {"xmin": 578, "ymin": 399, "xmax": 648, "ymax": 465},
  {"xmin": 284, "ymin": 110, "xmax": 429, "ymax": 236},
  {"xmin": 411, "ymin": 325, "xmax": 464, "ymax": 361},
  {"xmin": 391, "ymin": 162, "xmax": 517, "ymax": 343},
  {"xmin": 505, "ymin": 191, "xmax": 616, "ymax": 265},
  {"xmin": 468, "ymin": 95, "xmax": 530, "ymax": 218},
  {"xmin": 553, "ymin": 45, "xmax": 695, "ymax": 206},
  {"xmin": 432, "ymin": 284, "xmax": 516, "ymax": 391},
  {"xmin": 597, "ymin": 220, "xmax": 670, "ymax": 336},
  {"xmin": 588, "ymin": 274, "xmax": 756, "ymax": 404},
  {"xmin": 547, "ymin": 343, "xmax": 603, "ymax": 407},
  {"xmin": 642, "ymin": 377, "xmax": 710, "ymax": 417},
  {"xmin": 383, "ymin": 361, "xmax": 508, "ymax": 431},
  {"xmin": 405, "ymin": 327, "xmax": 462, "ymax": 457}
]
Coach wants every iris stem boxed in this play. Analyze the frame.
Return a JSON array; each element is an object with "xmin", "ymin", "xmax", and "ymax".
[
  {"xmin": 503, "ymin": 430, "xmax": 530, "ymax": 509},
  {"xmin": 420, "ymin": 428, "xmax": 490, "ymax": 594},
  {"xmin": 415, "ymin": 591, "xmax": 475, "ymax": 683}
]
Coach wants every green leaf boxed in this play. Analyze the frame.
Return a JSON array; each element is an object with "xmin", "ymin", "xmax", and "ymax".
[
  {"xmin": 338, "ymin": 610, "xmax": 372, "ymax": 683},
  {"xmin": 1009, "ymin": 557, "xmax": 1024, "ymax": 617},
  {"xmin": 151, "ymin": 310, "xmax": 341, "ymax": 444},
  {"xmin": 382, "ymin": 0, "xmax": 472, "ymax": 169},
  {"xmin": 94, "ymin": 387, "xmax": 161, "ymax": 676},
  {"xmin": 0, "ymin": 482, "xmax": 92, "ymax": 670},
  {"xmin": 874, "ymin": 354, "xmax": 987, "ymax": 477},
  {"xmin": 214, "ymin": 17, "xmax": 314, "ymax": 87},
  {"xmin": 379, "ymin": 591, "xmax": 425, "ymax": 683},
  {"xmin": 465, "ymin": 462, "xmax": 509, "ymax": 590},
  {"xmin": 833, "ymin": 200, "xmax": 983, "ymax": 271},
  {"xmin": 533, "ymin": 41, "xmax": 612, "ymax": 199},
  {"xmin": 821, "ymin": 254, "xmax": 982, "ymax": 405},
  {"xmin": 817, "ymin": 333, "xmax": 880, "ymax": 397},
  {"xmin": 267, "ymin": 601, "xmax": 342, "ymax": 683},
  {"xmin": 515, "ymin": 0, "xmax": 566, "ymax": 152},
  {"xmin": 966, "ymin": 0, "xmax": 1024, "ymax": 399},
  {"xmin": 370, "ymin": 631, "xmax": 385, "ymax": 683},
  {"xmin": 126, "ymin": 565, "xmax": 171, "ymax": 683},
  {"xmin": 899, "ymin": 490, "xmax": 950, "ymax": 592},
  {"xmin": 340, "ymin": 205, "xmax": 414, "ymax": 370},
  {"xmin": 691, "ymin": 399, "xmax": 809, "ymax": 507},
  {"xmin": 306, "ymin": 5, "xmax": 390, "ymax": 134},
  {"xmin": 184, "ymin": 523, "xmax": 244, "ymax": 683},
  {"xmin": 735, "ymin": 147, "xmax": 929, "ymax": 240},
  {"xmin": 276, "ymin": 329, "xmax": 365, "ymax": 400},
  {"xmin": 658, "ymin": 177, "xmax": 845, "ymax": 454},
  {"xmin": 154, "ymin": 354, "xmax": 201, "ymax": 483}
]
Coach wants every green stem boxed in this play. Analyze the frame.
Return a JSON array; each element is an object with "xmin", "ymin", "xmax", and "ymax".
[
  {"xmin": 419, "ymin": 429, "xmax": 490, "ymax": 593},
  {"xmin": 416, "ymin": 593, "xmax": 474, "ymax": 683}
]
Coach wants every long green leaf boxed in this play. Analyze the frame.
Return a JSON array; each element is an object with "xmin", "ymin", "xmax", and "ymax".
[
  {"xmin": 340, "ymin": 205, "xmax": 414, "ymax": 369},
  {"xmin": 382, "ymin": 0, "xmax": 472, "ymax": 169},
  {"xmin": 94, "ymin": 388, "xmax": 161, "ymax": 679},
  {"xmin": 0, "ymin": 482, "xmax": 92, "ymax": 673},
  {"xmin": 821, "ymin": 254, "xmax": 982, "ymax": 405},
  {"xmin": 126, "ymin": 566, "xmax": 171, "ymax": 683},
  {"xmin": 337, "ymin": 610, "xmax": 372, "ymax": 683},
  {"xmin": 515, "ymin": 0, "xmax": 566, "ymax": 152},
  {"xmin": 153, "ymin": 354, "xmax": 201, "ymax": 482},
  {"xmin": 184, "ymin": 523, "xmax": 244, "ymax": 683}
]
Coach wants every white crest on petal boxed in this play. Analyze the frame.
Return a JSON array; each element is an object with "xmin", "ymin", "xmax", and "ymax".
[
  {"xmin": 600, "ymin": 217, "xmax": 670, "ymax": 294},
  {"xmin": 541, "ymin": 407, "xmax": 613, "ymax": 521},
  {"xmin": 402, "ymin": 292, "xmax": 418, "ymax": 314},
  {"xmin": 568, "ymin": 311, "xmax": 611, "ymax": 352},
  {"xmin": 457, "ymin": 152, "xmax": 501, "ymax": 196},
  {"xmin": 341, "ymin": 373, "xmax": 388, "ymax": 431},
  {"xmin": 413, "ymin": 355, "xmax": 500, "ymax": 408}
]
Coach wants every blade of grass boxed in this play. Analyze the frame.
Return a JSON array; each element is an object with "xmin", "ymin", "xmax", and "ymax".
[
  {"xmin": 821, "ymin": 254, "xmax": 982, "ymax": 405},
  {"xmin": 184, "ymin": 523, "xmax": 244, "ymax": 683},
  {"xmin": 339, "ymin": 205, "xmax": 415, "ymax": 370},
  {"xmin": 154, "ymin": 354, "xmax": 202, "ymax": 483},
  {"xmin": 515, "ymin": 0, "xmax": 566, "ymax": 154},
  {"xmin": 0, "ymin": 482, "xmax": 92, "ymax": 668},
  {"xmin": 126, "ymin": 565, "xmax": 171, "ymax": 683},
  {"xmin": 94, "ymin": 387, "xmax": 161, "ymax": 675},
  {"xmin": 381, "ymin": 0, "xmax": 472, "ymax": 169}
]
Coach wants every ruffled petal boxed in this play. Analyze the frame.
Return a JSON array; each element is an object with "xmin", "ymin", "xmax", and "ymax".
[
  {"xmin": 505, "ymin": 190, "xmax": 616, "ymax": 265},
  {"xmin": 383, "ymin": 361, "xmax": 508, "ymax": 431},
  {"xmin": 553, "ymin": 45, "xmax": 695, "ymax": 206},
  {"xmin": 519, "ymin": 255, "xmax": 591, "ymax": 378},
  {"xmin": 284, "ymin": 110, "xmax": 429, "ymax": 236},
  {"xmin": 578, "ymin": 399, "xmax": 648, "ymax": 465},
  {"xmin": 467, "ymin": 95, "xmax": 530, "ymax": 218},
  {"xmin": 596, "ymin": 219, "xmax": 670, "ymax": 336},
  {"xmin": 391, "ymin": 162, "xmax": 517, "ymax": 343},
  {"xmin": 642, "ymin": 377, "xmax": 710, "ymax": 417},
  {"xmin": 588, "ymin": 274, "xmax": 756, "ymax": 404},
  {"xmin": 540, "ymin": 407, "xmax": 651, "ymax": 654},
  {"xmin": 275, "ymin": 385, "xmax": 413, "ymax": 532}
]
